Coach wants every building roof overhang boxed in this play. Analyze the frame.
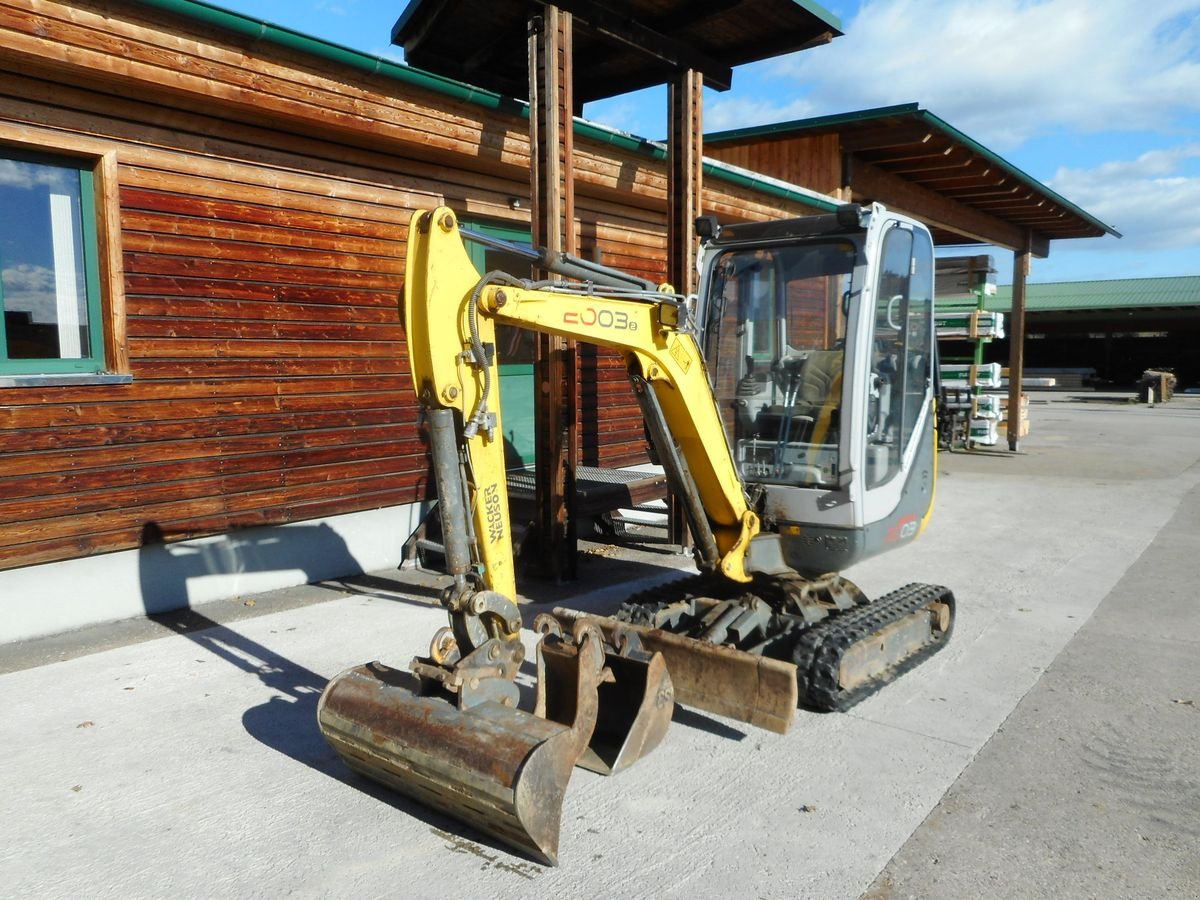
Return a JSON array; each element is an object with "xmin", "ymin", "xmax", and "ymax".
[
  {"xmin": 707, "ymin": 103, "xmax": 1121, "ymax": 255},
  {"xmin": 392, "ymin": 0, "xmax": 843, "ymax": 104}
]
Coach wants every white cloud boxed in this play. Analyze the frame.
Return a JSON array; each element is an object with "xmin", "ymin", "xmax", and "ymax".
[
  {"xmin": 3, "ymin": 263, "xmax": 54, "ymax": 294},
  {"xmin": 367, "ymin": 45, "xmax": 405, "ymax": 63},
  {"xmin": 1049, "ymin": 144, "xmax": 1200, "ymax": 250},
  {"xmin": 705, "ymin": 96, "xmax": 816, "ymax": 134},
  {"xmin": 766, "ymin": 0, "xmax": 1200, "ymax": 150},
  {"xmin": 0, "ymin": 159, "xmax": 73, "ymax": 191},
  {"xmin": 583, "ymin": 85, "xmax": 668, "ymax": 140},
  {"xmin": 2, "ymin": 264, "xmax": 57, "ymax": 323}
]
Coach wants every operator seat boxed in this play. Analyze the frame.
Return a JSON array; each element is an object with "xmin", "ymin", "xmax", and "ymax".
[
  {"xmin": 795, "ymin": 349, "xmax": 842, "ymax": 445},
  {"xmin": 749, "ymin": 349, "xmax": 843, "ymax": 444}
]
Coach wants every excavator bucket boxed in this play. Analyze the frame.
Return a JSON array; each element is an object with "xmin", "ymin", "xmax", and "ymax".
[
  {"xmin": 553, "ymin": 608, "xmax": 798, "ymax": 735},
  {"xmin": 316, "ymin": 623, "xmax": 609, "ymax": 866},
  {"xmin": 533, "ymin": 616, "xmax": 674, "ymax": 775}
]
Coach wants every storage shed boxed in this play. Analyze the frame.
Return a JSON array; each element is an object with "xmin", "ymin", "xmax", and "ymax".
[{"xmin": 986, "ymin": 277, "xmax": 1200, "ymax": 389}]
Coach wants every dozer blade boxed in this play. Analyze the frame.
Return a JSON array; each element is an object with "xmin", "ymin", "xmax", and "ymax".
[
  {"xmin": 553, "ymin": 608, "xmax": 798, "ymax": 735},
  {"xmin": 316, "ymin": 624, "xmax": 608, "ymax": 866},
  {"xmin": 535, "ymin": 617, "xmax": 674, "ymax": 775}
]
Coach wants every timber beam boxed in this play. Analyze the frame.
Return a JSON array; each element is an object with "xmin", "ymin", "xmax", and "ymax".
[
  {"xmin": 529, "ymin": 8, "xmax": 579, "ymax": 580},
  {"xmin": 849, "ymin": 159, "xmax": 1050, "ymax": 256},
  {"xmin": 547, "ymin": 0, "xmax": 733, "ymax": 90}
]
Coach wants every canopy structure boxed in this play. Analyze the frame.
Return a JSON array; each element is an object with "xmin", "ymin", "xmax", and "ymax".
[
  {"xmin": 704, "ymin": 104, "xmax": 1123, "ymax": 453},
  {"xmin": 392, "ymin": 0, "xmax": 842, "ymax": 104}
]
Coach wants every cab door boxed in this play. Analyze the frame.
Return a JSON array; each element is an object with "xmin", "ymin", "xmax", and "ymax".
[{"xmin": 859, "ymin": 219, "xmax": 936, "ymax": 544}]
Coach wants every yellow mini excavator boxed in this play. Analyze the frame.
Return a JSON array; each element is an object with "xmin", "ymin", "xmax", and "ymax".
[{"xmin": 318, "ymin": 205, "xmax": 955, "ymax": 865}]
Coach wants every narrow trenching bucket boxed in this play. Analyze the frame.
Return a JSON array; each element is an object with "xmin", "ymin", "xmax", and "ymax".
[
  {"xmin": 534, "ymin": 616, "xmax": 674, "ymax": 775},
  {"xmin": 553, "ymin": 607, "xmax": 798, "ymax": 735},
  {"xmin": 316, "ymin": 624, "xmax": 608, "ymax": 866}
]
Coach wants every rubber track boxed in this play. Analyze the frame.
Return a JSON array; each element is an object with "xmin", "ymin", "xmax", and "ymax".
[{"xmin": 792, "ymin": 582, "xmax": 956, "ymax": 712}]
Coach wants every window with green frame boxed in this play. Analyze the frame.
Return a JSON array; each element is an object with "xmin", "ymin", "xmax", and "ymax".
[{"xmin": 0, "ymin": 149, "xmax": 106, "ymax": 375}]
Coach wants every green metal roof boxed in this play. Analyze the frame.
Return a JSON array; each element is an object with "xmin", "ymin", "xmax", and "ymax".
[
  {"xmin": 706, "ymin": 102, "xmax": 930, "ymax": 144},
  {"xmin": 986, "ymin": 276, "xmax": 1200, "ymax": 312},
  {"xmin": 132, "ymin": 0, "xmax": 834, "ymax": 212}
]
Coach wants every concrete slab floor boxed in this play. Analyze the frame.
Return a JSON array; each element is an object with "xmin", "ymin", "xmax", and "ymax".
[
  {"xmin": 865, "ymin": 479, "xmax": 1200, "ymax": 900},
  {"xmin": 2, "ymin": 394, "xmax": 1198, "ymax": 900}
]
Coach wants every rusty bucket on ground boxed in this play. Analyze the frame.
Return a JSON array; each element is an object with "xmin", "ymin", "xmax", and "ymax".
[
  {"xmin": 533, "ymin": 614, "xmax": 674, "ymax": 775},
  {"xmin": 316, "ymin": 621, "xmax": 609, "ymax": 866}
]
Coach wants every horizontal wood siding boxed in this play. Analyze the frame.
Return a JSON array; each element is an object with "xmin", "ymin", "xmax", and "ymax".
[
  {"xmin": 707, "ymin": 134, "xmax": 843, "ymax": 199},
  {"xmin": 0, "ymin": 124, "xmax": 427, "ymax": 567},
  {"xmin": 0, "ymin": 0, "xmax": 814, "ymax": 571}
]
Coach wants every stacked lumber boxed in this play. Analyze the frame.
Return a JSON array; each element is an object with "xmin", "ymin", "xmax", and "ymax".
[{"xmin": 934, "ymin": 309, "xmax": 1005, "ymax": 340}]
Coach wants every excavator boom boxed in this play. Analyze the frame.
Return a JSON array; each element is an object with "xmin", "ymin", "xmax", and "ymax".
[{"xmin": 318, "ymin": 208, "xmax": 693, "ymax": 863}]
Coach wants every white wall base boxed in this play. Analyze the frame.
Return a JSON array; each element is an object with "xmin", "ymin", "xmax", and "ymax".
[{"xmin": 0, "ymin": 503, "xmax": 427, "ymax": 644}]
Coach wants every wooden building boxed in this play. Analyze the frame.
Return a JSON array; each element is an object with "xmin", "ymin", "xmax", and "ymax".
[{"xmin": 0, "ymin": 0, "xmax": 836, "ymax": 640}]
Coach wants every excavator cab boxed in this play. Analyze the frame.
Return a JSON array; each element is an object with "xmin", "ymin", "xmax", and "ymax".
[
  {"xmin": 596, "ymin": 205, "xmax": 952, "ymax": 721},
  {"xmin": 696, "ymin": 204, "xmax": 939, "ymax": 576}
]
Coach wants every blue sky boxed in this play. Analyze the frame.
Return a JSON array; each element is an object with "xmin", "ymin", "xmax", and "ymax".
[{"xmin": 207, "ymin": 0, "xmax": 1200, "ymax": 285}]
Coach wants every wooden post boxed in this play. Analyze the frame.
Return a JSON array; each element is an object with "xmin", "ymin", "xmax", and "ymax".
[
  {"xmin": 665, "ymin": 69, "xmax": 703, "ymax": 547},
  {"xmin": 667, "ymin": 69, "xmax": 703, "ymax": 297},
  {"xmin": 528, "ymin": 8, "xmax": 578, "ymax": 580},
  {"xmin": 1007, "ymin": 234, "xmax": 1031, "ymax": 451}
]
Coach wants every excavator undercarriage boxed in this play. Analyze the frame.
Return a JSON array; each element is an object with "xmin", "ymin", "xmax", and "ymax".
[
  {"xmin": 554, "ymin": 573, "xmax": 954, "ymax": 733},
  {"xmin": 624, "ymin": 574, "xmax": 952, "ymax": 712}
]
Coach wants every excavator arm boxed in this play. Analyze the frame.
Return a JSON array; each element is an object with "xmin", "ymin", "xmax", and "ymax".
[
  {"xmin": 403, "ymin": 206, "xmax": 760, "ymax": 588},
  {"xmin": 317, "ymin": 209, "xmax": 696, "ymax": 865}
]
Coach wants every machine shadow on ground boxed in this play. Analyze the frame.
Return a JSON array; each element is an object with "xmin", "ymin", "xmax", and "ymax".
[
  {"xmin": 132, "ymin": 519, "xmax": 717, "ymax": 867},
  {"xmin": 135, "ymin": 523, "xmax": 549, "ymax": 859},
  {"xmin": 137, "ymin": 552, "xmax": 543, "ymax": 864}
]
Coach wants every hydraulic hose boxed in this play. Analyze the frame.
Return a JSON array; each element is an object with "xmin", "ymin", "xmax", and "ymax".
[{"xmin": 464, "ymin": 271, "xmax": 524, "ymax": 439}]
